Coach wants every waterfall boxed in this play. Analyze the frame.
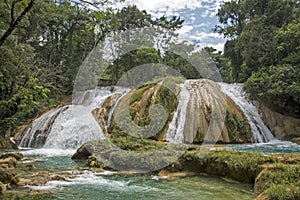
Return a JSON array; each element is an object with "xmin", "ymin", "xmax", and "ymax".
[
  {"xmin": 218, "ymin": 83, "xmax": 276, "ymax": 143},
  {"xmin": 19, "ymin": 87, "xmax": 129, "ymax": 149},
  {"xmin": 107, "ymin": 88, "xmax": 131, "ymax": 128},
  {"xmin": 166, "ymin": 82, "xmax": 190, "ymax": 143}
]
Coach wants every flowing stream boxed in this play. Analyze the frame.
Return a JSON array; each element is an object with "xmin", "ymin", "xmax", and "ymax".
[{"xmin": 19, "ymin": 148, "xmax": 255, "ymax": 200}]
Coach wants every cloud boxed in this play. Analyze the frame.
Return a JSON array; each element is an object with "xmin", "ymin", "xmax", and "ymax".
[
  {"xmin": 190, "ymin": 16, "xmax": 197, "ymax": 23},
  {"xmin": 190, "ymin": 31, "xmax": 223, "ymax": 41},
  {"xmin": 177, "ymin": 25, "xmax": 193, "ymax": 35},
  {"xmin": 122, "ymin": 0, "xmax": 203, "ymax": 12},
  {"xmin": 113, "ymin": 0, "xmax": 227, "ymax": 51}
]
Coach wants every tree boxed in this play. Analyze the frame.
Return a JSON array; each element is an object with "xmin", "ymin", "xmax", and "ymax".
[{"xmin": 0, "ymin": 0, "xmax": 35, "ymax": 46}]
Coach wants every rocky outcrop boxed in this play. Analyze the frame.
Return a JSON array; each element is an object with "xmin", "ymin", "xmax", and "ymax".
[
  {"xmin": 97, "ymin": 79, "xmax": 252, "ymax": 144},
  {"xmin": 183, "ymin": 79, "xmax": 252, "ymax": 144},
  {"xmin": 256, "ymin": 103, "xmax": 300, "ymax": 143}
]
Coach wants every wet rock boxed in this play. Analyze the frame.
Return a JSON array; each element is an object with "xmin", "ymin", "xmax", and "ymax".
[
  {"xmin": 90, "ymin": 167, "xmax": 104, "ymax": 173},
  {"xmin": 21, "ymin": 158, "xmax": 44, "ymax": 163},
  {"xmin": 0, "ymin": 152, "xmax": 23, "ymax": 161},
  {"xmin": 72, "ymin": 143, "xmax": 92, "ymax": 160},
  {"xmin": 51, "ymin": 175, "xmax": 65, "ymax": 181}
]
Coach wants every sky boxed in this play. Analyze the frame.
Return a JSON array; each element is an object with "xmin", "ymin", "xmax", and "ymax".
[{"xmin": 115, "ymin": 0, "xmax": 228, "ymax": 51}]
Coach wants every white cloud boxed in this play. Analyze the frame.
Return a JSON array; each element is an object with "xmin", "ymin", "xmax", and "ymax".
[
  {"xmin": 201, "ymin": 10, "xmax": 210, "ymax": 18},
  {"xmin": 177, "ymin": 25, "xmax": 193, "ymax": 35},
  {"xmin": 191, "ymin": 31, "xmax": 223, "ymax": 41},
  {"xmin": 113, "ymin": 0, "xmax": 227, "ymax": 51},
  {"xmin": 207, "ymin": 42, "xmax": 224, "ymax": 52},
  {"xmin": 190, "ymin": 16, "xmax": 197, "ymax": 23}
]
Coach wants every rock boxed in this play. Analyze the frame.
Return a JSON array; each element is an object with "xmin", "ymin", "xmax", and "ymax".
[
  {"xmin": 291, "ymin": 137, "xmax": 300, "ymax": 145},
  {"xmin": 90, "ymin": 167, "xmax": 104, "ymax": 173},
  {"xmin": 21, "ymin": 158, "xmax": 44, "ymax": 163},
  {"xmin": 15, "ymin": 178, "xmax": 31, "ymax": 187},
  {"xmin": 51, "ymin": 175, "xmax": 65, "ymax": 181},
  {"xmin": 92, "ymin": 93, "xmax": 122, "ymax": 136},
  {"xmin": 0, "ymin": 164, "xmax": 12, "ymax": 170},
  {"xmin": 0, "ymin": 169, "xmax": 16, "ymax": 184},
  {"xmin": 25, "ymin": 163, "xmax": 36, "ymax": 169},
  {"xmin": 0, "ymin": 181, "xmax": 6, "ymax": 195},
  {"xmin": 0, "ymin": 182, "xmax": 7, "ymax": 195},
  {"xmin": 256, "ymin": 102, "xmax": 300, "ymax": 141},
  {"xmin": 0, "ymin": 157, "xmax": 18, "ymax": 167},
  {"xmin": 0, "ymin": 152, "xmax": 23, "ymax": 161},
  {"xmin": 254, "ymin": 193, "xmax": 267, "ymax": 200},
  {"xmin": 72, "ymin": 143, "xmax": 93, "ymax": 160}
]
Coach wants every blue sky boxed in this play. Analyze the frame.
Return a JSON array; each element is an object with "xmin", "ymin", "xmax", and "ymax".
[{"xmin": 115, "ymin": 0, "xmax": 228, "ymax": 51}]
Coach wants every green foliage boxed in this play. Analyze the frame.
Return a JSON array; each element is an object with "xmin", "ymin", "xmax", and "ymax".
[
  {"xmin": 244, "ymin": 64, "xmax": 300, "ymax": 116},
  {"xmin": 0, "ymin": 0, "xmax": 184, "ymax": 146},
  {"xmin": 265, "ymin": 183, "xmax": 300, "ymax": 200},
  {"xmin": 256, "ymin": 163, "xmax": 300, "ymax": 200},
  {"xmin": 216, "ymin": 0, "xmax": 300, "ymax": 115},
  {"xmin": 225, "ymin": 110, "xmax": 250, "ymax": 143}
]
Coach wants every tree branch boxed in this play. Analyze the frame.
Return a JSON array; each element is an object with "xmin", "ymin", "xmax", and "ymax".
[{"xmin": 0, "ymin": 0, "xmax": 35, "ymax": 47}]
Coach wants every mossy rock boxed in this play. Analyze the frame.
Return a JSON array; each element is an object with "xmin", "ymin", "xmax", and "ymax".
[{"xmin": 255, "ymin": 163, "xmax": 300, "ymax": 196}]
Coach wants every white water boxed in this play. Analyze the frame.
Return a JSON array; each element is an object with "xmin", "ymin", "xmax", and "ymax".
[
  {"xmin": 166, "ymin": 82, "xmax": 190, "ymax": 143},
  {"xmin": 218, "ymin": 83, "xmax": 277, "ymax": 143},
  {"xmin": 27, "ymin": 170, "xmax": 151, "ymax": 191},
  {"xmin": 107, "ymin": 88, "xmax": 131, "ymax": 128},
  {"xmin": 20, "ymin": 81, "xmax": 287, "ymax": 151},
  {"xmin": 19, "ymin": 87, "xmax": 129, "ymax": 150}
]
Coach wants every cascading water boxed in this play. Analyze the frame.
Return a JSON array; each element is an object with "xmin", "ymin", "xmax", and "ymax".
[
  {"xmin": 166, "ymin": 82, "xmax": 190, "ymax": 143},
  {"xmin": 19, "ymin": 80, "xmax": 283, "ymax": 150},
  {"xmin": 19, "ymin": 87, "xmax": 129, "ymax": 149},
  {"xmin": 218, "ymin": 83, "xmax": 276, "ymax": 143}
]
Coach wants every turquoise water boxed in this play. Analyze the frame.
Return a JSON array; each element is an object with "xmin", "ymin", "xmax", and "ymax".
[
  {"xmin": 52, "ymin": 173, "xmax": 254, "ymax": 200},
  {"xmin": 225, "ymin": 141, "xmax": 300, "ymax": 154},
  {"xmin": 15, "ymin": 142, "xmax": 300, "ymax": 199},
  {"xmin": 19, "ymin": 148, "xmax": 255, "ymax": 200}
]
